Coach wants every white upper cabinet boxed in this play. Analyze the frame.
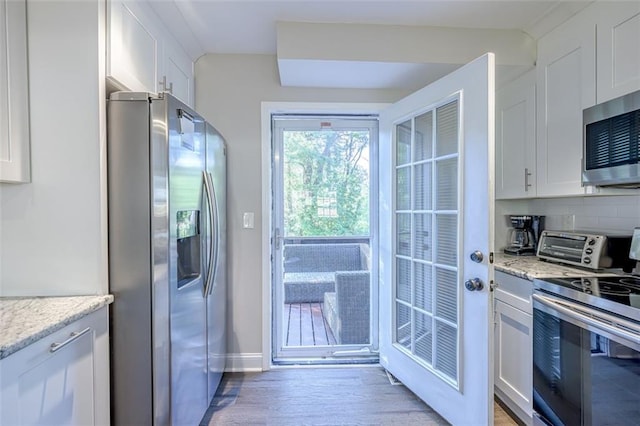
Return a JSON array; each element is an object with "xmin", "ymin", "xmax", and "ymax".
[
  {"xmin": 0, "ymin": 0, "xmax": 30, "ymax": 183},
  {"xmin": 496, "ymin": 70, "xmax": 536, "ymax": 199},
  {"xmin": 107, "ymin": 0, "xmax": 160, "ymax": 93},
  {"xmin": 163, "ymin": 36, "xmax": 194, "ymax": 107},
  {"xmin": 595, "ymin": 2, "xmax": 640, "ymax": 104},
  {"xmin": 107, "ymin": 0, "xmax": 194, "ymax": 106},
  {"xmin": 536, "ymin": 14, "xmax": 596, "ymax": 197}
]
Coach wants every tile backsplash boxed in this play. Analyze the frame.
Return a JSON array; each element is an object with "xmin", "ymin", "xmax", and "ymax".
[{"xmin": 495, "ymin": 194, "xmax": 640, "ymax": 251}]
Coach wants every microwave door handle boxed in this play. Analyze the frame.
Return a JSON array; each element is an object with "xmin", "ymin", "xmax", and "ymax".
[
  {"xmin": 203, "ymin": 171, "xmax": 216, "ymax": 298},
  {"xmin": 533, "ymin": 293, "xmax": 640, "ymax": 345}
]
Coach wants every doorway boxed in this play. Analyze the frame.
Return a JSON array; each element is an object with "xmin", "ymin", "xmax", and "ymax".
[{"xmin": 271, "ymin": 115, "xmax": 379, "ymax": 363}]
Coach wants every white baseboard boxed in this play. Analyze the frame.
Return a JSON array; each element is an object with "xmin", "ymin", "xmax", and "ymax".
[{"xmin": 225, "ymin": 353, "xmax": 264, "ymax": 372}]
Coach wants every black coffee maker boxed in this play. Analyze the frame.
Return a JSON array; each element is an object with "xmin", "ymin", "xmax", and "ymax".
[{"xmin": 504, "ymin": 215, "xmax": 545, "ymax": 256}]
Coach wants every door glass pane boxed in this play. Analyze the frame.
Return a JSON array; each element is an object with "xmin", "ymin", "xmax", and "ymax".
[
  {"xmin": 283, "ymin": 129, "xmax": 370, "ymax": 238},
  {"xmin": 436, "ymin": 158, "xmax": 457, "ymax": 210},
  {"xmin": 414, "ymin": 163, "xmax": 432, "ymax": 210},
  {"xmin": 414, "ymin": 311, "xmax": 433, "ymax": 364},
  {"xmin": 414, "ymin": 262, "xmax": 432, "ymax": 313},
  {"xmin": 434, "ymin": 267, "xmax": 457, "ymax": 323},
  {"xmin": 396, "ymin": 213, "xmax": 411, "ymax": 256},
  {"xmin": 435, "ymin": 214, "xmax": 457, "ymax": 266},
  {"xmin": 396, "ymin": 302, "xmax": 412, "ymax": 350},
  {"xmin": 414, "ymin": 213, "xmax": 432, "ymax": 261},
  {"xmin": 393, "ymin": 96, "xmax": 460, "ymax": 386},
  {"xmin": 396, "ymin": 258, "xmax": 411, "ymax": 303},
  {"xmin": 397, "ymin": 120, "xmax": 412, "ymax": 165},
  {"xmin": 415, "ymin": 112, "xmax": 433, "ymax": 161},
  {"xmin": 434, "ymin": 321, "xmax": 458, "ymax": 380},
  {"xmin": 396, "ymin": 166, "xmax": 411, "ymax": 210},
  {"xmin": 436, "ymin": 100, "xmax": 459, "ymax": 156}
]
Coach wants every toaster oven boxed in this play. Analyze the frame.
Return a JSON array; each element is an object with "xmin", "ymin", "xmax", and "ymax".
[{"xmin": 536, "ymin": 230, "xmax": 633, "ymax": 270}]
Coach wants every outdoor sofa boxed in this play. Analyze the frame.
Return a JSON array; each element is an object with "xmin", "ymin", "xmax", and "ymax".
[{"xmin": 283, "ymin": 243, "xmax": 370, "ymax": 344}]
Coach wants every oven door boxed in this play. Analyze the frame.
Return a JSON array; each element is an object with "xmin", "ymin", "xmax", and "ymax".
[{"xmin": 532, "ymin": 291, "xmax": 640, "ymax": 426}]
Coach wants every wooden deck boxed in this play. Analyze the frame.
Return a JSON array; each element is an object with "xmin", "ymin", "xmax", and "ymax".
[{"xmin": 285, "ymin": 302, "xmax": 337, "ymax": 346}]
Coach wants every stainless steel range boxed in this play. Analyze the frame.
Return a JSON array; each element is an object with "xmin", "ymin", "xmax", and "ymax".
[{"xmin": 531, "ymin": 228, "xmax": 640, "ymax": 426}]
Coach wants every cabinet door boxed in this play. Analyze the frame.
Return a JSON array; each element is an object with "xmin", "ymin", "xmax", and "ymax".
[
  {"xmin": 18, "ymin": 332, "xmax": 94, "ymax": 425},
  {"xmin": 494, "ymin": 299, "xmax": 533, "ymax": 419},
  {"xmin": 162, "ymin": 37, "xmax": 194, "ymax": 107},
  {"xmin": 596, "ymin": 2, "xmax": 640, "ymax": 103},
  {"xmin": 496, "ymin": 70, "xmax": 536, "ymax": 199},
  {"xmin": 107, "ymin": 0, "xmax": 160, "ymax": 93},
  {"xmin": 0, "ymin": 0, "xmax": 30, "ymax": 183},
  {"xmin": 536, "ymin": 17, "xmax": 595, "ymax": 197},
  {"xmin": 0, "ymin": 308, "xmax": 110, "ymax": 425}
]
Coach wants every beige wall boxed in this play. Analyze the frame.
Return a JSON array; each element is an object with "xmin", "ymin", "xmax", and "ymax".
[
  {"xmin": 0, "ymin": 1, "xmax": 106, "ymax": 296},
  {"xmin": 195, "ymin": 54, "xmax": 407, "ymax": 360}
]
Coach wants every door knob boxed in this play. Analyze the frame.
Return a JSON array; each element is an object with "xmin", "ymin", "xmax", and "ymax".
[
  {"xmin": 470, "ymin": 250, "xmax": 483, "ymax": 263},
  {"xmin": 465, "ymin": 278, "xmax": 484, "ymax": 291}
]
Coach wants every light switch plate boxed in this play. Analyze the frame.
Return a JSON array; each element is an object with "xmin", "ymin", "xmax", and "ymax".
[{"xmin": 243, "ymin": 212, "xmax": 255, "ymax": 229}]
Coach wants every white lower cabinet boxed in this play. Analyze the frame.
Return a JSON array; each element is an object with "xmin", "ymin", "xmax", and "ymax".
[
  {"xmin": 0, "ymin": 307, "xmax": 110, "ymax": 425},
  {"xmin": 494, "ymin": 271, "xmax": 533, "ymax": 424}
]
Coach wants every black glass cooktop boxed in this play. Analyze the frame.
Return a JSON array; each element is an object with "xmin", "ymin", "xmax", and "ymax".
[{"xmin": 534, "ymin": 275, "xmax": 640, "ymax": 321}]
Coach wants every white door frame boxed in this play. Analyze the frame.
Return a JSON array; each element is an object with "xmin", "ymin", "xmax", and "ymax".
[{"xmin": 260, "ymin": 102, "xmax": 390, "ymax": 370}]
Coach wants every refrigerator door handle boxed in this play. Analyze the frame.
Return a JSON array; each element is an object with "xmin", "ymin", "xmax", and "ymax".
[
  {"xmin": 203, "ymin": 171, "xmax": 218, "ymax": 297},
  {"xmin": 208, "ymin": 172, "xmax": 221, "ymax": 296}
]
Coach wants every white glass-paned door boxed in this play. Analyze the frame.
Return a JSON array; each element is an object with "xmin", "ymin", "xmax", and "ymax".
[
  {"xmin": 394, "ymin": 98, "xmax": 461, "ymax": 385},
  {"xmin": 379, "ymin": 53, "xmax": 494, "ymax": 425}
]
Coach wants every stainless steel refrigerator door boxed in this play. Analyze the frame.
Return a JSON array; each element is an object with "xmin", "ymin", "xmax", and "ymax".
[
  {"xmin": 153, "ymin": 95, "xmax": 210, "ymax": 426},
  {"xmin": 205, "ymin": 123, "xmax": 227, "ymax": 401},
  {"xmin": 108, "ymin": 95, "xmax": 160, "ymax": 426}
]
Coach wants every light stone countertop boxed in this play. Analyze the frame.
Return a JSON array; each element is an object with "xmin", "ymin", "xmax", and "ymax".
[
  {"xmin": 0, "ymin": 295, "xmax": 114, "ymax": 360},
  {"xmin": 494, "ymin": 253, "xmax": 622, "ymax": 281}
]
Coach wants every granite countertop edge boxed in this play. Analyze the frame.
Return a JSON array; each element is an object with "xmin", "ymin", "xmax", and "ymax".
[
  {"xmin": 493, "ymin": 253, "xmax": 619, "ymax": 281},
  {"xmin": 0, "ymin": 295, "xmax": 114, "ymax": 360}
]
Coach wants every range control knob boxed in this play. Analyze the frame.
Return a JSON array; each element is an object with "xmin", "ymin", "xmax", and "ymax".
[
  {"xmin": 585, "ymin": 248, "xmax": 593, "ymax": 255},
  {"xmin": 584, "ymin": 257, "xmax": 591, "ymax": 264},
  {"xmin": 588, "ymin": 239, "xmax": 596, "ymax": 246}
]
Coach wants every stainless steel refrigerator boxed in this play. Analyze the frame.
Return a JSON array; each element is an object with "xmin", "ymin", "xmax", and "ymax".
[{"xmin": 107, "ymin": 92, "xmax": 226, "ymax": 425}]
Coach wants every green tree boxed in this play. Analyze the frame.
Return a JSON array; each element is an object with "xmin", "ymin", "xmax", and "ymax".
[{"xmin": 284, "ymin": 130, "xmax": 369, "ymax": 237}]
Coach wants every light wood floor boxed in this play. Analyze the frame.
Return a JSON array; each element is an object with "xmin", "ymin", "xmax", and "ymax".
[{"xmin": 200, "ymin": 367, "xmax": 519, "ymax": 425}]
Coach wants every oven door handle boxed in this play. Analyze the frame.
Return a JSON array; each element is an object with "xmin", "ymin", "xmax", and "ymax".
[{"xmin": 533, "ymin": 293, "xmax": 640, "ymax": 345}]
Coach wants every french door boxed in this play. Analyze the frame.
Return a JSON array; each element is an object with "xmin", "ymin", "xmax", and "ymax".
[
  {"xmin": 379, "ymin": 53, "xmax": 495, "ymax": 424},
  {"xmin": 272, "ymin": 115, "xmax": 379, "ymax": 362}
]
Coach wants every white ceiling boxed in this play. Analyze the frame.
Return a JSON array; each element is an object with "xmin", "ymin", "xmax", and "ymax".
[{"xmin": 150, "ymin": 0, "xmax": 592, "ymax": 89}]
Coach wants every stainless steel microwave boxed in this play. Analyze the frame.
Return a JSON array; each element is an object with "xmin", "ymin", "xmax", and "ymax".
[{"xmin": 582, "ymin": 89, "xmax": 640, "ymax": 187}]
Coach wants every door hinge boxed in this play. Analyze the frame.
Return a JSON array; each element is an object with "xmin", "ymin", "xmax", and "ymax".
[{"xmin": 489, "ymin": 252, "xmax": 494, "ymax": 264}]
